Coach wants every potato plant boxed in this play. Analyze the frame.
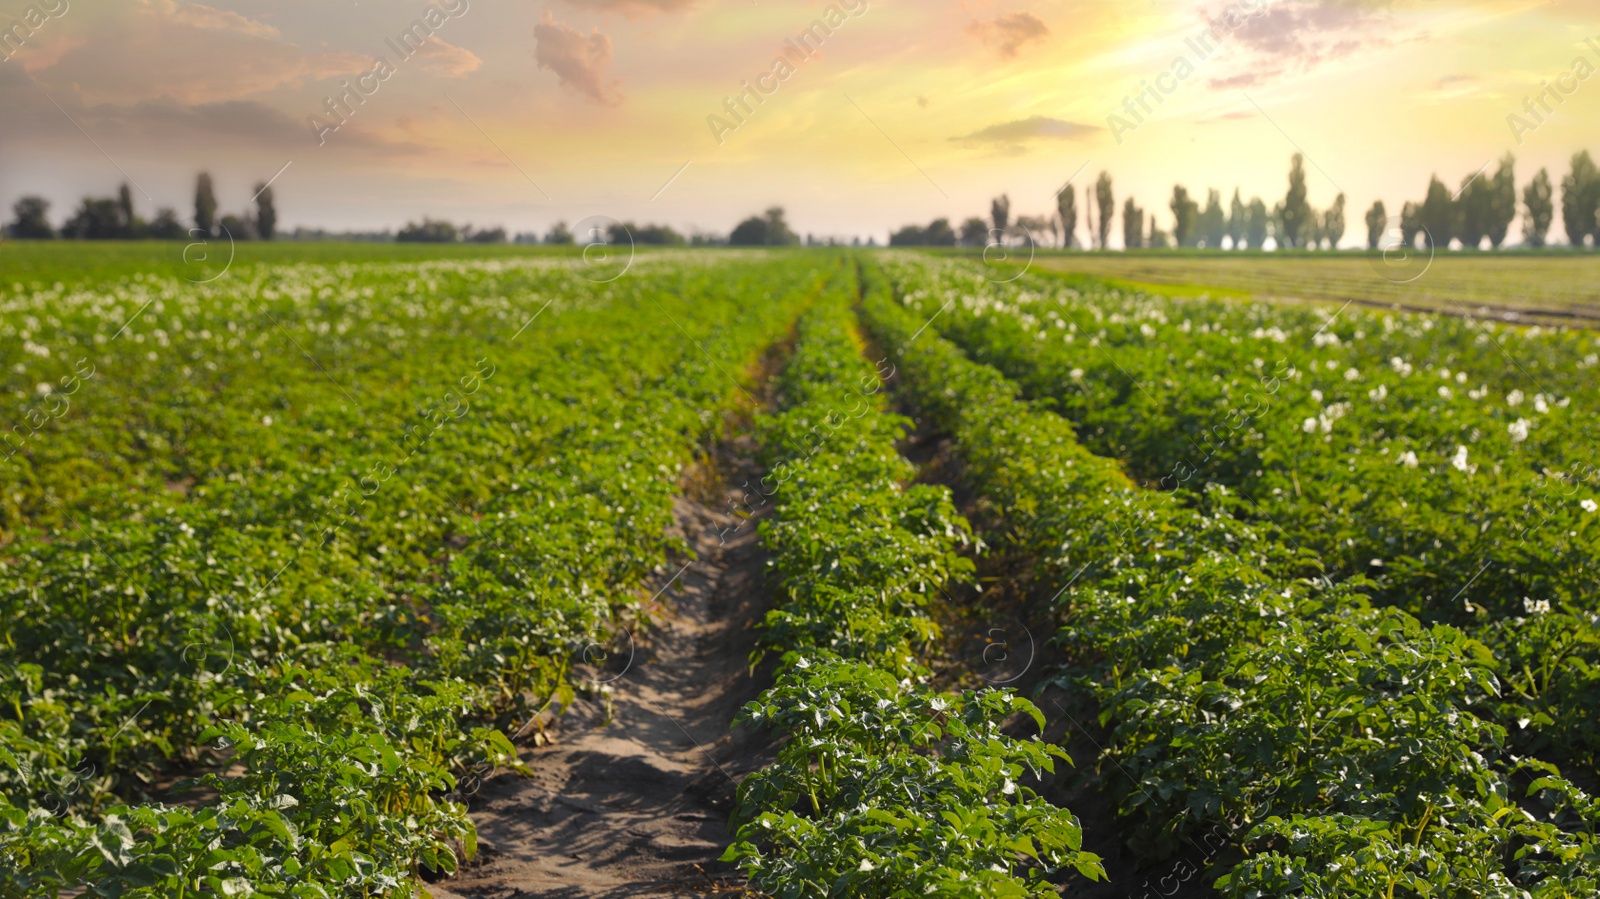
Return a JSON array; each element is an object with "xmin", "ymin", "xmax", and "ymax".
[
  {"xmin": 859, "ymin": 259, "xmax": 1600, "ymax": 895},
  {"xmin": 0, "ymin": 252, "xmax": 826, "ymax": 896},
  {"xmin": 880, "ymin": 255, "xmax": 1600, "ymax": 771},
  {"xmin": 722, "ymin": 280, "xmax": 1103, "ymax": 896}
]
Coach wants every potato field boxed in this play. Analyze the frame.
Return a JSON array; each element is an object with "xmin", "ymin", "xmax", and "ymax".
[{"xmin": 1, "ymin": 247, "xmax": 1597, "ymax": 898}]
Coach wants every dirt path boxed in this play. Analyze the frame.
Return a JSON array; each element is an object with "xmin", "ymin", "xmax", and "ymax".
[{"xmin": 438, "ymin": 474, "xmax": 776, "ymax": 899}]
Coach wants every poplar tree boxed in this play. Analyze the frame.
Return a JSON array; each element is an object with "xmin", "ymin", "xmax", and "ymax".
[
  {"xmin": 1094, "ymin": 172, "xmax": 1114, "ymax": 250},
  {"xmin": 1523, "ymin": 168, "xmax": 1553, "ymax": 248},
  {"xmin": 1056, "ymin": 184, "xmax": 1076, "ymax": 249},
  {"xmin": 194, "ymin": 172, "xmax": 218, "ymax": 238},
  {"xmin": 1365, "ymin": 200, "xmax": 1387, "ymax": 250}
]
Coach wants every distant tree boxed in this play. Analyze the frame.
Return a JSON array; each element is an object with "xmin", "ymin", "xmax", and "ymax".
[
  {"xmin": 730, "ymin": 209, "xmax": 797, "ymax": 246},
  {"xmin": 397, "ymin": 218, "xmax": 459, "ymax": 242},
  {"xmin": 959, "ymin": 217, "xmax": 989, "ymax": 247},
  {"xmin": 255, "ymin": 183, "xmax": 277, "ymax": 240},
  {"xmin": 1245, "ymin": 197, "xmax": 1268, "ymax": 249},
  {"xmin": 1321, "ymin": 193, "xmax": 1346, "ymax": 249},
  {"xmin": 763, "ymin": 207, "xmax": 799, "ymax": 246},
  {"xmin": 1307, "ymin": 209, "xmax": 1326, "ymax": 250},
  {"xmin": 1170, "ymin": 185, "xmax": 1199, "ymax": 248},
  {"xmin": 8, "ymin": 196, "xmax": 54, "ymax": 239},
  {"xmin": 61, "ymin": 197, "xmax": 126, "ymax": 239},
  {"xmin": 1094, "ymin": 172, "xmax": 1114, "ymax": 249},
  {"xmin": 1200, "ymin": 189, "xmax": 1225, "ymax": 249},
  {"xmin": 1147, "ymin": 214, "xmax": 1170, "ymax": 249},
  {"xmin": 1056, "ymin": 183, "xmax": 1076, "ymax": 249},
  {"xmin": 1122, "ymin": 198, "xmax": 1144, "ymax": 249},
  {"xmin": 1560, "ymin": 150, "xmax": 1599, "ymax": 247},
  {"xmin": 729, "ymin": 216, "xmax": 768, "ymax": 246},
  {"xmin": 1085, "ymin": 186, "xmax": 1093, "ymax": 246},
  {"xmin": 194, "ymin": 172, "xmax": 218, "ymax": 238},
  {"xmin": 889, "ymin": 223, "xmax": 926, "ymax": 246},
  {"xmin": 149, "ymin": 208, "xmax": 186, "ymax": 239},
  {"xmin": 1227, "ymin": 189, "xmax": 1246, "ymax": 249},
  {"xmin": 1364, "ymin": 200, "xmax": 1386, "ymax": 250},
  {"xmin": 1457, "ymin": 174, "xmax": 1488, "ymax": 250},
  {"xmin": 1523, "ymin": 168, "xmax": 1553, "ymax": 248},
  {"xmin": 1419, "ymin": 175, "xmax": 1456, "ymax": 249},
  {"xmin": 1400, "ymin": 201, "xmax": 1422, "ymax": 249},
  {"xmin": 1279, "ymin": 154, "xmax": 1313, "ymax": 249},
  {"xmin": 609, "ymin": 222, "xmax": 682, "ymax": 245},
  {"xmin": 1270, "ymin": 202, "xmax": 1286, "ymax": 248},
  {"xmin": 990, "ymin": 194, "xmax": 1010, "ymax": 235},
  {"xmin": 923, "ymin": 218, "xmax": 956, "ymax": 247},
  {"xmin": 219, "ymin": 213, "xmax": 257, "ymax": 240},
  {"xmin": 469, "ymin": 226, "xmax": 507, "ymax": 244},
  {"xmin": 1015, "ymin": 214, "xmax": 1053, "ymax": 247},
  {"xmin": 1486, "ymin": 154, "xmax": 1515, "ymax": 249},
  {"xmin": 545, "ymin": 221, "xmax": 574, "ymax": 244},
  {"xmin": 117, "ymin": 183, "xmax": 135, "ymax": 236},
  {"xmin": 637, "ymin": 223, "xmax": 685, "ymax": 245}
]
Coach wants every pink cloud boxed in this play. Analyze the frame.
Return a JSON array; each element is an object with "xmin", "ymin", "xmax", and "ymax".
[
  {"xmin": 534, "ymin": 10, "xmax": 623, "ymax": 105},
  {"xmin": 965, "ymin": 12, "xmax": 1050, "ymax": 59},
  {"xmin": 413, "ymin": 38, "xmax": 482, "ymax": 78}
]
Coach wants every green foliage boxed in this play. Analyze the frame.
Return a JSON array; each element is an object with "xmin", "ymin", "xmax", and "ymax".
[
  {"xmin": 724, "ymin": 658, "xmax": 1102, "ymax": 898},
  {"xmin": 877, "ymin": 254, "xmax": 1600, "ymax": 776},
  {"xmin": 860, "ymin": 254, "xmax": 1600, "ymax": 894},
  {"xmin": 0, "ymin": 251, "xmax": 830, "ymax": 895},
  {"xmin": 725, "ymin": 279, "xmax": 1100, "ymax": 895}
]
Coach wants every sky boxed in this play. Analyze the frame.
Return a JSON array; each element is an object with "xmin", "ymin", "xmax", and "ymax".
[{"xmin": 2, "ymin": 0, "xmax": 1599, "ymax": 246}]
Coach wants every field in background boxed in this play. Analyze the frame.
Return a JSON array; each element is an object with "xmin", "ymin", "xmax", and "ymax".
[
  {"xmin": 7, "ymin": 242, "xmax": 1599, "ymax": 327},
  {"xmin": 1025, "ymin": 250, "xmax": 1600, "ymax": 324},
  {"xmin": 0, "ymin": 240, "xmax": 579, "ymax": 285}
]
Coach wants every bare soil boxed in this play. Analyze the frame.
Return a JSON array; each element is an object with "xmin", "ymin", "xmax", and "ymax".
[{"xmin": 437, "ymin": 462, "xmax": 777, "ymax": 899}]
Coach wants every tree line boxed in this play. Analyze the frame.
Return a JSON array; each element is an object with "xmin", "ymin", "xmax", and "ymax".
[
  {"xmin": 888, "ymin": 149, "xmax": 1600, "ymax": 251},
  {"xmin": 7, "ymin": 174, "xmax": 277, "ymax": 241}
]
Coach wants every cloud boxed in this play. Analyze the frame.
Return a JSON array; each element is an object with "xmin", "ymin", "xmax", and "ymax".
[
  {"xmin": 0, "ymin": 81, "xmax": 424, "ymax": 161},
  {"xmin": 169, "ymin": 2, "xmax": 283, "ymax": 39},
  {"xmin": 534, "ymin": 10, "xmax": 623, "ymax": 105},
  {"xmin": 20, "ymin": 1, "xmax": 370, "ymax": 104},
  {"xmin": 559, "ymin": 0, "xmax": 695, "ymax": 18},
  {"xmin": 413, "ymin": 38, "xmax": 483, "ymax": 77},
  {"xmin": 1219, "ymin": 0, "xmax": 1396, "ymax": 73},
  {"xmin": 964, "ymin": 12, "xmax": 1050, "ymax": 59},
  {"xmin": 1209, "ymin": 71, "xmax": 1264, "ymax": 89},
  {"xmin": 951, "ymin": 116, "xmax": 1099, "ymax": 146}
]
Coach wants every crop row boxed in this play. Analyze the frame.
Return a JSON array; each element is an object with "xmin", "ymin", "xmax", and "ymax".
[
  {"xmin": 720, "ymin": 272, "xmax": 1105, "ymax": 897},
  {"xmin": 0, "ymin": 253, "xmax": 823, "ymax": 896},
  {"xmin": 880, "ymin": 255, "xmax": 1600, "ymax": 776},
  {"xmin": 858, "ymin": 261, "xmax": 1600, "ymax": 896}
]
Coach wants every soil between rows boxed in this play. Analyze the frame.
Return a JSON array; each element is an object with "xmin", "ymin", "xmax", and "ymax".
[{"xmin": 438, "ymin": 450, "xmax": 779, "ymax": 899}]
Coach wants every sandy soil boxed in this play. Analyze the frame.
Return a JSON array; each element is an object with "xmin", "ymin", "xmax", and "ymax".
[{"xmin": 436, "ymin": 473, "xmax": 777, "ymax": 899}]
